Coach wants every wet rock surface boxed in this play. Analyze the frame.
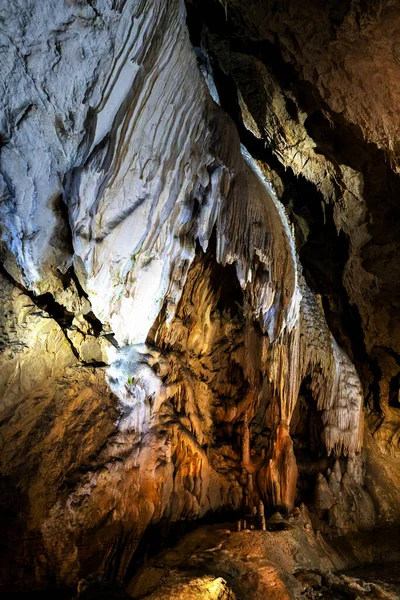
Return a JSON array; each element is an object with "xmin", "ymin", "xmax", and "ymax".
[{"xmin": 1, "ymin": 0, "xmax": 400, "ymax": 594}]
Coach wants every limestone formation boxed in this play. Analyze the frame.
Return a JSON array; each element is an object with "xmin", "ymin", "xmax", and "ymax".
[{"xmin": 1, "ymin": 0, "xmax": 400, "ymax": 595}]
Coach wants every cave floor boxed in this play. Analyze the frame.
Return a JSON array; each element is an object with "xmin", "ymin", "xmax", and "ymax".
[
  {"xmin": 123, "ymin": 517, "xmax": 400, "ymax": 600},
  {"xmin": 343, "ymin": 562, "xmax": 400, "ymax": 591},
  {"xmin": 5, "ymin": 520, "xmax": 400, "ymax": 599}
]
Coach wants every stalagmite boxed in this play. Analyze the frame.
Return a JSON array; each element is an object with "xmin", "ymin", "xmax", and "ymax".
[
  {"xmin": 333, "ymin": 460, "xmax": 342, "ymax": 483},
  {"xmin": 242, "ymin": 409, "xmax": 251, "ymax": 466},
  {"xmin": 259, "ymin": 500, "xmax": 266, "ymax": 531},
  {"xmin": 314, "ymin": 473, "xmax": 336, "ymax": 512},
  {"xmin": 247, "ymin": 474, "xmax": 254, "ymax": 497}
]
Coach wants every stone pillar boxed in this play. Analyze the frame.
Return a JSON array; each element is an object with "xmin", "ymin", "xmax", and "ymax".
[
  {"xmin": 259, "ymin": 500, "xmax": 266, "ymax": 530},
  {"xmin": 242, "ymin": 409, "xmax": 251, "ymax": 466}
]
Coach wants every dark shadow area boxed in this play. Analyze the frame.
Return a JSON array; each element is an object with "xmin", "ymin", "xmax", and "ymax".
[
  {"xmin": 389, "ymin": 373, "xmax": 400, "ymax": 408},
  {"xmin": 290, "ymin": 376, "xmax": 331, "ymax": 506},
  {"xmin": 123, "ymin": 510, "xmax": 240, "ymax": 585}
]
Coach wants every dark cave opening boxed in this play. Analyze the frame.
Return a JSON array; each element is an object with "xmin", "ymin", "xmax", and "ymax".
[
  {"xmin": 389, "ymin": 373, "xmax": 400, "ymax": 409},
  {"xmin": 290, "ymin": 376, "xmax": 330, "ymax": 507},
  {"xmin": 206, "ymin": 236, "xmax": 244, "ymax": 320}
]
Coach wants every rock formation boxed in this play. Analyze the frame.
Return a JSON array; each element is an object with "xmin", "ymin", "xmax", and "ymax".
[
  {"xmin": 125, "ymin": 516, "xmax": 400, "ymax": 600},
  {"xmin": 1, "ymin": 0, "xmax": 400, "ymax": 595}
]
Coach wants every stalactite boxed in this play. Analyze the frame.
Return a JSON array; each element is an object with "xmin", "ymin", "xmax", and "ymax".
[
  {"xmin": 234, "ymin": 149, "xmax": 363, "ymax": 460},
  {"xmin": 0, "ymin": 0, "xmax": 373, "ymax": 587}
]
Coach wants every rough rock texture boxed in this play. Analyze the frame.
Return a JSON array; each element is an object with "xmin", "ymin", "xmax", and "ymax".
[
  {"xmin": 1, "ymin": 0, "xmax": 400, "ymax": 594},
  {"xmin": 190, "ymin": 0, "xmax": 400, "ymax": 462},
  {"xmin": 125, "ymin": 516, "xmax": 400, "ymax": 600}
]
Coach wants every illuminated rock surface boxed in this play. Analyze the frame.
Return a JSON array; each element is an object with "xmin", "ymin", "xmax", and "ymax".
[
  {"xmin": 1, "ymin": 0, "xmax": 400, "ymax": 596},
  {"xmin": 125, "ymin": 517, "xmax": 400, "ymax": 600}
]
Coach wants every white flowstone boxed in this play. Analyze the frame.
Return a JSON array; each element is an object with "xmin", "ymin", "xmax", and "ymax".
[{"xmin": 0, "ymin": 0, "xmax": 364, "ymax": 458}]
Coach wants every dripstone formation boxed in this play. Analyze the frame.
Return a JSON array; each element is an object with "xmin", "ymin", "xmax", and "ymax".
[{"xmin": 1, "ymin": 0, "xmax": 400, "ymax": 596}]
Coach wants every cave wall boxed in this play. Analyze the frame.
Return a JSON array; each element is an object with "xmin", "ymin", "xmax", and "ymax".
[
  {"xmin": 1, "ymin": 0, "xmax": 400, "ymax": 592},
  {"xmin": 191, "ymin": 0, "xmax": 400, "ymax": 458}
]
